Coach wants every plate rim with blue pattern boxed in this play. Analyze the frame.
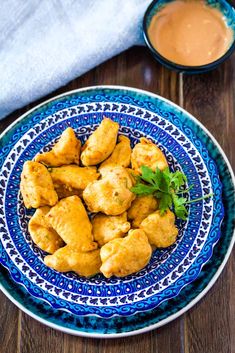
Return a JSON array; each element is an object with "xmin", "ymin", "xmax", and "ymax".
[{"xmin": 0, "ymin": 85, "xmax": 234, "ymax": 337}]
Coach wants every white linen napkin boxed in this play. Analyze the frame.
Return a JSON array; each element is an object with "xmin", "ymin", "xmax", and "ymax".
[{"xmin": 0, "ymin": 0, "xmax": 152, "ymax": 120}]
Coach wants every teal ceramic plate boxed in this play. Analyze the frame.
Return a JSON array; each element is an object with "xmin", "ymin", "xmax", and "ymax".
[{"xmin": 0, "ymin": 86, "xmax": 234, "ymax": 337}]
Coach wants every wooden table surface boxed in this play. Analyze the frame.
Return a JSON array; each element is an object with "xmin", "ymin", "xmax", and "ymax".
[{"xmin": 0, "ymin": 46, "xmax": 234, "ymax": 353}]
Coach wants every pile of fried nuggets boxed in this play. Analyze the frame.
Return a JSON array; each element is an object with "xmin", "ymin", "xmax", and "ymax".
[{"xmin": 20, "ymin": 117, "xmax": 178, "ymax": 278}]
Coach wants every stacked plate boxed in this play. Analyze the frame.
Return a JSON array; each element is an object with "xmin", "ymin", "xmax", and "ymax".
[{"xmin": 0, "ymin": 86, "xmax": 234, "ymax": 337}]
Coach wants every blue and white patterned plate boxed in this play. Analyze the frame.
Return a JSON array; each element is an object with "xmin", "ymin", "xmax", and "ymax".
[{"xmin": 0, "ymin": 86, "xmax": 234, "ymax": 337}]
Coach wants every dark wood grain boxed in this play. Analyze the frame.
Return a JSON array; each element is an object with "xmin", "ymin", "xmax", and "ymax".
[
  {"xmin": 0, "ymin": 291, "xmax": 19, "ymax": 353},
  {"xmin": 20, "ymin": 313, "xmax": 64, "ymax": 353},
  {"xmin": 0, "ymin": 45, "xmax": 234, "ymax": 353}
]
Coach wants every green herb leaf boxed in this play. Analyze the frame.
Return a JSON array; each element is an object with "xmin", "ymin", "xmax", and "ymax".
[
  {"xmin": 172, "ymin": 194, "xmax": 188, "ymax": 220},
  {"xmin": 140, "ymin": 166, "xmax": 157, "ymax": 185},
  {"xmin": 130, "ymin": 165, "xmax": 213, "ymax": 220},
  {"xmin": 131, "ymin": 183, "xmax": 156, "ymax": 196},
  {"xmin": 159, "ymin": 193, "xmax": 172, "ymax": 215}
]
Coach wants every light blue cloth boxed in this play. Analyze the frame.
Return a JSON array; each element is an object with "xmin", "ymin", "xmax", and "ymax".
[{"xmin": 0, "ymin": 0, "xmax": 151, "ymax": 120}]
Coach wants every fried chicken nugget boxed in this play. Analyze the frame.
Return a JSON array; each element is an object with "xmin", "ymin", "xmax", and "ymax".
[
  {"xmin": 100, "ymin": 229, "xmax": 152, "ymax": 278},
  {"xmin": 49, "ymin": 165, "xmax": 100, "ymax": 199},
  {"xmin": 20, "ymin": 161, "xmax": 58, "ymax": 208},
  {"xmin": 81, "ymin": 117, "xmax": 119, "ymax": 166},
  {"xmin": 131, "ymin": 137, "xmax": 168, "ymax": 174},
  {"xmin": 28, "ymin": 207, "xmax": 64, "ymax": 253},
  {"xmin": 92, "ymin": 212, "xmax": 131, "ymax": 246},
  {"xmin": 140, "ymin": 209, "xmax": 178, "ymax": 248},
  {"xmin": 46, "ymin": 196, "xmax": 97, "ymax": 251},
  {"xmin": 35, "ymin": 127, "xmax": 81, "ymax": 167},
  {"xmin": 50, "ymin": 185, "xmax": 82, "ymax": 199},
  {"xmin": 128, "ymin": 195, "xmax": 158, "ymax": 228},
  {"xmin": 83, "ymin": 166, "xmax": 135, "ymax": 216},
  {"xmin": 44, "ymin": 245, "xmax": 101, "ymax": 277},
  {"xmin": 99, "ymin": 135, "xmax": 131, "ymax": 172}
]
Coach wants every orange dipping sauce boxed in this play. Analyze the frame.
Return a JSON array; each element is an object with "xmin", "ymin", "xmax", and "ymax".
[{"xmin": 148, "ymin": 0, "xmax": 233, "ymax": 66}]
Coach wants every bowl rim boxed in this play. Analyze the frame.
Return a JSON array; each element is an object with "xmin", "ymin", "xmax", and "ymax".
[{"xmin": 143, "ymin": 0, "xmax": 235, "ymax": 72}]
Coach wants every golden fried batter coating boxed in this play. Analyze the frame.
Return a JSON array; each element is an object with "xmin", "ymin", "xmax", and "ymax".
[
  {"xmin": 51, "ymin": 185, "xmax": 82, "ymax": 199},
  {"xmin": 131, "ymin": 137, "xmax": 168, "ymax": 174},
  {"xmin": 46, "ymin": 196, "xmax": 97, "ymax": 251},
  {"xmin": 49, "ymin": 165, "xmax": 100, "ymax": 199},
  {"xmin": 92, "ymin": 212, "xmax": 130, "ymax": 246},
  {"xmin": 35, "ymin": 127, "xmax": 81, "ymax": 167},
  {"xmin": 128, "ymin": 195, "xmax": 158, "ymax": 228},
  {"xmin": 100, "ymin": 229, "xmax": 152, "ymax": 278},
  {"xmin": 22, "ymin": 119, "xmax": 180, "ymax": 279},
  {"xmin": 125, "ymin": 168, "xmax": 138, "ymax": 185},
  {"xmin": 28, "ymin": 207, "xmax": 64, "ymax": 253},
  {"xmin": 81, "ymin": 117, "xmax": 119, "ymax": 166},
  {"xmin": 83, "ymin": 166, "xmax": 135, "ymax": 215},
  {"xmin": 20, "ymin": 161, "xmax": 58, "ymax": 208},
  {"xmin": 44, "ymin": 245, "xmax": 101, "ymax": 277},
  {"xmin": 140, "ymin": 209, "xmax": 178, "ymax": 248},
  {"xmin": 99, "ymin": 135, "xmax": 131, "ymax": 172}
]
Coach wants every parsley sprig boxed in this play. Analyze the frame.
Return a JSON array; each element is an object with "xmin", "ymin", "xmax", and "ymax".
[{"xmin": 131, "ymin": 166, "xmax": 213, "ymax": 220}]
